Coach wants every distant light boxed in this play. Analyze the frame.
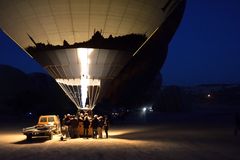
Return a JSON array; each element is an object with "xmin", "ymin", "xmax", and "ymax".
[
  {"xmin": 207, "ymin": 94, "xmax": 211, "ymax": 98},
  {"xmin": 142, "ymin": 107, "xmax": 147, "ymax": 112},
  {"xmin": 149, "ymin": 107, "xmax": 153, "ymax": 112},
  {"xmin": 29, "ymin": 112, "xmax": 32, "ymax": 115},
  {"xmin": 111, "ymin": 112, "xmax": 119, "ymax": 118}
]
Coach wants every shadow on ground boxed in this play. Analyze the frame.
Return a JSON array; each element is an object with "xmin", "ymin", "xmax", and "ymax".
[
  {"xmin": 13, "ymin": 138, "xmax": 49, "ymax": 144},
  {"xmin": 110, "ymin": 125, "xmax": 239, "ymax": 145}
]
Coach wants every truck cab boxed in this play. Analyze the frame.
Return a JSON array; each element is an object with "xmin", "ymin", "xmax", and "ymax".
[{"xmin": 38, "ymin": 115, "xmax": 61, "ymax": 134}]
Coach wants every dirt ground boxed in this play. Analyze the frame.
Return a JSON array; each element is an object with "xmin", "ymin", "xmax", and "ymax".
[{"xmin": 0, "ymin": 106, "xmax": 240, "ymax": 160}]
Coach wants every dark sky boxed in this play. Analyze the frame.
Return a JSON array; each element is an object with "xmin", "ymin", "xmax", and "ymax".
[
  {"xmin": 1, "ymin": 0, "xmax": 240, "ymax": 86},
  {"xmin": 162, "ymin": 0, "xmax": 240, "ymax": 85},
  {"xmin": 0, "ymin": 30, "xmax": 46, "ymax": 73}
]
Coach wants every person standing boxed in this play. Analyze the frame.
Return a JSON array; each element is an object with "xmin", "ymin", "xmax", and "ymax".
[
  {"xmin": 61, "ymin": 114, "xmax": 70, "ymax": 139},
  {"xmin": 70, "ymin": 116, "xmax": 79, "ymax": 138},
  {"xmin": 83, "ymin": 113, "xmax": 90, "ymax": 138},
  {"xmin": 91, "ymin": 115, "xmax": 99, "ymax": 138},
  {"xmin": 97, "ymin": 116, "xmax": 104, "ymax": 138},
  {"xmin": 103, "ymin": 115, "xmax": 109, "ymax": 138},
  {"xmin": 68, "ymin": 115, "xmax": 74, "ymax": 138},
  {"xmin": 78, "ymin": 113, "xmax": 84, "ymax": 137}
]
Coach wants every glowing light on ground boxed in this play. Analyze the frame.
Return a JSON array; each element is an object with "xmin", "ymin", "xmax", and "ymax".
[{"xmin": 77, "ymin": 48, "xmax": 93, "ymax": 108}]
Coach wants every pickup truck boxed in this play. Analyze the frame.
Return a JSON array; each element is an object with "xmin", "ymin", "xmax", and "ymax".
[{"xmin": 22, "ymin": 115, "xmax": 61, "ymax": 140}]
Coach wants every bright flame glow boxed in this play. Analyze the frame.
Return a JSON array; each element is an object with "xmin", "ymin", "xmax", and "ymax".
[{"xmin": 77, "ymin": 48, "xmax": 93, "ymax": 108}]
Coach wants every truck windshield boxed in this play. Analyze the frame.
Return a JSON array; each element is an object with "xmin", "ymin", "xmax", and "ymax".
[
  {"xmin": 40, "ymin": 117, "xmax": 47, "ymax": 122},
  {"xmin": 48, "ymin": 117, "xmax": 54, "ymax": 122}
]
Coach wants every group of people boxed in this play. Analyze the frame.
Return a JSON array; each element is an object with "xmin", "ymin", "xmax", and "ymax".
[{"xmin": 61, "ymin": 112, "xmax": 109, "ymax": 140}]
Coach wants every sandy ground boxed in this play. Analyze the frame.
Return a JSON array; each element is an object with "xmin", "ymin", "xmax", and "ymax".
[{"xmin": 0, "ymin": 106, "xmax": 240, "ymax": 160}]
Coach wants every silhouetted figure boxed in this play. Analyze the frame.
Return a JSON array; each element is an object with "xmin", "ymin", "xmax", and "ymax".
[
  {"xmin": 98, "ymin": 116, "xmax": 104, "ymax": 138},
  {"xmin": 63, "ymin": 40, "xmax": 70, "ymax": 46},
  {"xmin": 78, "ymin": 113, "xmax": 84, "ymax": 137},
  {"xmin": 83, "ymin": 113, "xmax": 90, "ymax": 138},
  {"xmin": 91, "ymin": 31, "xmax": 104, "ymax": 42},
  {"xmin": 103, "ymin": 116, "xmax": 109, "ymax": 138},
  {"xmin": 68, "ymin": 115, "xmax": 74, "ymax": 138},
  {"xmin": 26, "ymin": 32, "xmax": 146, "ymax": 53},
  {"xmin": 234, "ymin": 112, "xmax": 240, "ymax": 136},
  {"xmin": 61, "ymin": 114, "xmax": 70, "ymax": 140},
  {"xmin": 70, "ymin": 117, "xmax": 79, "ymax": 138},
  {"xmin": 91, "ymin": 115, "xmax": 99, "ymax": 138}
]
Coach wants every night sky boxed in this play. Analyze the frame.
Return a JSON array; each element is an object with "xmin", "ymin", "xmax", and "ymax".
[
  {"xmin": 1, "ymin": 0, "xmax": 240, "ymax": 86},
  {"xmin": 162, "ymin": 0, "xmax": 240, "ymax": 85}
]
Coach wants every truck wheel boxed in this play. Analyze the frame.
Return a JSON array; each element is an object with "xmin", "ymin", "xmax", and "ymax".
[{"xmin": 26, "ymin": 134, "xmax": 32, "ymax": 141}]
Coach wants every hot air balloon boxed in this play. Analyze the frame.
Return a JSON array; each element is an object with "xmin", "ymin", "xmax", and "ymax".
[{"xmin": 0, "ymin": 0, "xmax": 186, "ymax": 111}]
